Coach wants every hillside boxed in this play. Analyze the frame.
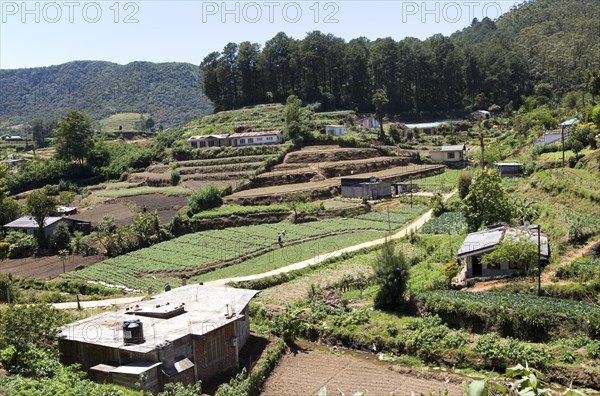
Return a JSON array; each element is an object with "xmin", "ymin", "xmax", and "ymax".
[
  {"xmin": 0, "ymin": 61, "xmax": 213, "ymax": 127},
  {"xmin": 200, "ymin": 0, "xmax": 599, "ymax": 113}
]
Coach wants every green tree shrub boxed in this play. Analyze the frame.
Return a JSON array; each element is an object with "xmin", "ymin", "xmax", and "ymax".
[
  {"xmin": 463, "ymin": 169, "xmax": 514, "ymax": 231},
  {"xmin": 188, "ymin": 185, "xmax": 224, "ymax": 215},
  {"xmin": 51, "ymin": 222, "xmax": 71, "ymax": 253},
  {"xmin": 5, "ymin": 231, "xmax": 37, "ymax": 258},
  {"xmin": 373, "ymin": 242, "xmax": 409, "ymax": 309}
]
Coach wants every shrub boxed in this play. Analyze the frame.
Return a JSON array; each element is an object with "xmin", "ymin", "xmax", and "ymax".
[
  {"xmin": 480, "ymin": 234, "xmax": 538, "ymax": 271},
  {"xmin": 51, "ymin": 222, "xmax": 71, "ymax": 253},
  {"xmin": 188, "ymin": 185, "xmax": 224, "ymax": 215},
  {"xmin": 5, "ymin": 231, "xmax": 37, "ymax": 258},
  {"xmin": 373, "ymin": 242, "xmax": 410, "ymax": 309},
  {"xmin": 431, "ymin": 193, "xmax": 446, "ymax": 217},
  {"xmin": 170, "ymin": 169, "xmax": 181, "ymax": 186},
  {"xmin": 457, "ymin": 172, "xmax": 472, "ymax": 199}
]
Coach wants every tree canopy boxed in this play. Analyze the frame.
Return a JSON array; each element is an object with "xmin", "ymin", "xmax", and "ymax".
[
  {"xmin": 54, "ymin": 110, "xmax": 95, "ymax": 165},
  {"xmin": 463, "ymin": 168, "xmax": 514, "ymax": 231}
]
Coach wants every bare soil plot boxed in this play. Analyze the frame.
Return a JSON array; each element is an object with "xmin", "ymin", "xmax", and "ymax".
[
  {"xmin": 261, "ymin": 347, "xmax": 464, "ymax": 396},
  {"xmin": 259, "ymin": 255, "xmax": 374, "ymax": 304},
  {"xmin": 284, "ymin": 146, "xmax": 381, "ymax": 163},
  {"xmin": 0, "ymin": 254, "xmax": 104, "ymax": 279},
  {"xmin": 69, "ymin": 201, "xmax": 137, "ymax": 226},
  {"xmin": 115, "ymin": 193, "xmax": 188, "ymax": 210}
]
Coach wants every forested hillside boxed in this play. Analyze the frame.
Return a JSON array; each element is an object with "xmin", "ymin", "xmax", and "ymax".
[
  {"xmin": 0, "ymin": 61, "xmax": 213, "ymax": 127},
  {"xmin": 201, "ymin": 0, "xmax": 599, "ymax": 113}
]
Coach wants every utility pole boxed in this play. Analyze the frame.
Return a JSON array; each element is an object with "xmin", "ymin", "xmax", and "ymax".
[
  {"xmin": 479, "ymin": 132, "xmax": 485, "ymax": 169},
  {"xmin": 410, "ymin": 177, "xmax": 413, "ymax": 208},
  {"xmin": 537, "ymin": 225, "xmax": 541, "ymax": 296},
  {"xmin": 561, "ymin": 123, "xmax": 566, "ymax": 168}
]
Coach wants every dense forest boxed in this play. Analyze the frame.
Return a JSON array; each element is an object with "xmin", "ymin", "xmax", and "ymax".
[
  {"xmin": 0, "ymin": 61, "xmax": 213, "ymax": 127},
  {"xmin": 201, "ymin": 0, "xmax": 600, "ymax": 114}
]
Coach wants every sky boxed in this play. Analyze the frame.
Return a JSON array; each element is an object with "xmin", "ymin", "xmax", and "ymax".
[{"xmin": 0, "ymin": 0, "xmax": 521, "ymax": 70}]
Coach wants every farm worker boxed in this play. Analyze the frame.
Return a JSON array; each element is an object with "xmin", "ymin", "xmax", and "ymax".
[
  {"xmin": 281, "ymin": 229, "xmax": 286, "ymax": 237},
  {"xmin": 277, "ymin": 233, "xmax": 282, "ymax": 244}
]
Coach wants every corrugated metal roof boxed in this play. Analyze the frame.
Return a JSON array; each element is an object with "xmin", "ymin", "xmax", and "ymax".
[
  {"xmin": 231, "ymin": 130, "xmax": 281, "ymax": 138},
  {"xmin": 404, "ymin": 122, "xmax": 446, "ymax": 129},
  {"xmin": 187, "ymin": 134, "xmax": 229, "ymax": 141},
  {"xmin": 560, "ymin": 118, "xmax": 579, "ymax": 127},
  {"xmin": 458, "ymin": 225, "xmax": 549, "ymax": 258},
  {"xmin": 4, "ymin": 216, "xmax": 62, "ymax": 229},
  {"xmin": 441, "ymin": 144, "xmax": 466, "ymax": 152},
  {"xmin": 457, "ymin": 227, "xmax": 505, "ymax": 257}
]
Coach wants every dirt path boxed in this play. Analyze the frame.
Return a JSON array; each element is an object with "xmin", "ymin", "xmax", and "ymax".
[
  {"xmin": 261, "ymin": 347, "xmax": 464, "ymax": 396},
  {"xmin": 52, "ymin": 191, "xmax": 455, "ymax": 309},
  {"xmin": 206, "ymin": 190, "xmax": 456, "ymax": 287}
]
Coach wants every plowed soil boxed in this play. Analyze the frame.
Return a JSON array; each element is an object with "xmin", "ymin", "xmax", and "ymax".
[{"xmin": 261, "ymin": 348, "xmax": 464, "ymax": 396}]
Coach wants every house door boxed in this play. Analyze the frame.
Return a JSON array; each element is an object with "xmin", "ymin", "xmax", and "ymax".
[{"xmin": 472, "ymin": 256, "xmax": 482, "ymax": 277}]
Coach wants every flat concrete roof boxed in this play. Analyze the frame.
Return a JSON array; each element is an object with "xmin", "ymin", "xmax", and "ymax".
[{"xmin": 59, "ymin": 285, "xmax": 259, "ymax": 353}]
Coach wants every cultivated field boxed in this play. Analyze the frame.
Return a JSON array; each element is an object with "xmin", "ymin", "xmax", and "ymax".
[
  {"xmin": 261, "ymin": 347, "xmax": 464, "ymax": 396},
  {"xmin": 62, "ymin": 207, "xmax": 424, "ymax": 290},
  {"xmin": 99, "ymin": 112, "xmax": 149, "ymax": 133}
]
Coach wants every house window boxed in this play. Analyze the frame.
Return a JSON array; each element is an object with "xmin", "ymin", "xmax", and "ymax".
[
  {"xmin": 447, "ymin": 152, "xmax": 455, "ymax": 159},
  {"xmin": 266, "ymin": 137, "xmax": 273, "ymax": 141},
  {"xmin": 257, "ymin": 137, "xmax": 262, "ymax": 141},
  {"xmin": 208, "ymin": 141, "xmax": 215, "ymax": 147},
  {"xmin": 239, "ymin": 138, "xmax": 245, "ymax": 144},
  {"xmin": 248, "ymin": 138, "xmax": 254, "ymax": 143},
  {"xmin": 199, "ymin": 142, "xmax": 206, "ymax": 147}
]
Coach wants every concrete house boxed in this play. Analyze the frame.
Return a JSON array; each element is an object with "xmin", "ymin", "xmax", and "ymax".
[
  {"xmin": 429, "ymin": 144, "xmax": 467, "ymax": 162},
  {"xmin": 359, "ymin": 118, "xmax": 380, "ymax": 129},
  {"xmin": 494, "ymin": 162, "xmax": 523, "ymax": 177},
  {"xmin": 188, "ymin": 131, "xmax": 281, "ymax": 148},
  {"xmin": 3, "ymin": 216, "xmax": 64, "ymax": 239},
  {"xmin": 341, "ymin": 177, "xmax": 391, "ymax": 200},
  {"xmin": 187, "ymin": 134, "xmax": 230, "ymax": 148},
  {"xmin": 457, "ymin": 224, "xmax": 549, "ymax": 278},
  {"xmin": 325, "ymin": 125, "xmax": 345, "ymax": 137},
  {"xmin": 58, "ymin": 285, "xmax": 259, "ymax": 394},
  {"xmin": 229, "ymin": 131, "xmax": 281, "ymax": 146}
]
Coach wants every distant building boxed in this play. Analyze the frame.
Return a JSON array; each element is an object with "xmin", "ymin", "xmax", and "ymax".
[
  {"xmin": 532, "ymin": 131, "xmax": 566, "ymax": 147},
  {"xmin": 359, "ymin": 118, "xmax": 380, "ymax": 129},
  {"xmin": 340, "ymin": 177, "xmax": 391, "ymax": 200},
  {"xmin": 325, "ymin": 125, "xmax": 344, "ymax": 137},
  {"xmin": 229, "ymin": 130, "xmax": 281, "ymax": 146},
  {"xmin": 58, "ymin": 285, "xmax": 259, "ymax": 394},
  {"xmin": 429, "ymin": 144, "xmax": 467, "ymax": 162},
  {"xmin": 187, "ymin": 131, "xmax": 281, "ymax": 148},
  {"xmin": 471, "ymin": 110, "xmax": 491, "ymax": 120},
  {"xmin": 494, "ymin": 162, "xmax": 523, "ymax": 178},
  {"xmin": 56, "ymin": 206, "xmax": 78, "ymax": 216},
  {"xmin": 187, "ymin": 134, "xmax": 230, "ymax": 148},
  {"xmin": 404, "ymin": 122, "xmax": 446, "ymax": 135},
  {"xmin": 3, "ymin": 216, "xmax": 64, "ymax": 239},
  {"xmin": 457, "ymin": 224, "xmax": 549, "ymax": 278}
]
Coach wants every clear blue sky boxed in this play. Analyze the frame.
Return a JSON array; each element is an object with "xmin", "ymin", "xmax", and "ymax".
[{"xmin": 0, "ymin": 1, "xmax": 520, "ymax": 70}]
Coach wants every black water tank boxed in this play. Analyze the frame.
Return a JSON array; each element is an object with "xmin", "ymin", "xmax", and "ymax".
[{"xmin": 123, "ymin": 319, "xmax": 145, "ymax": 344}]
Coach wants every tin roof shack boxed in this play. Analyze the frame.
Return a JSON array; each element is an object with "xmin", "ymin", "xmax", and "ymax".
[
  {"xmin": 429, "ymin": 145, "xmax": 467, "ymax": 163},
  {"xmin": 494, "ymin": 162, "xmax": 523, "ymax": 178},
  {"xmin": 58, "ymin": 285, "xmax": 259, "ymax": 394},
  {"xmin": 3, "ymin": 216, "xmax": 64, "ymax": 239},
  {"xmin": 341, "ymin": 177, "xmax": 391, "ymax": 200},
  {"xmin": 325, "ymin": 125, "xmax": 345, "ymax": 136},
  {"xmin": 457, "ymin": 224, "xmax": 549, "ymax": 278}
]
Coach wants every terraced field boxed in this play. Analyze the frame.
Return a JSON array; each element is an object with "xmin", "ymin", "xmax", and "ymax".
[{"xmin": 62, "ymin": 216, "xmax": 417, "ymax": 290}]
